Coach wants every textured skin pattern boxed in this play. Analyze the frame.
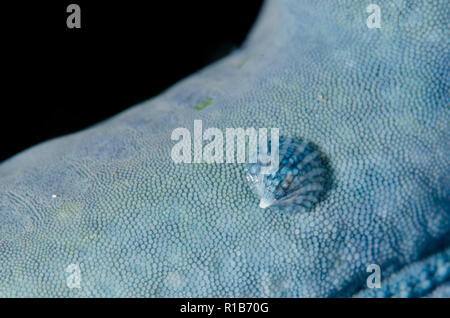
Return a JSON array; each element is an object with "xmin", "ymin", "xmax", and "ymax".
[
  {"xmin": 355, "ymin": 245, "xmax": 450, "ymax": 297},
  {"xmin": 0, "ymin": 0, "xmax": 449, "ymax": 297}
]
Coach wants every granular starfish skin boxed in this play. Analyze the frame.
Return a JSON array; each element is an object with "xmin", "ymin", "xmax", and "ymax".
[{"xmin": 0, "ymin": 0, "xmax": 449, "ymax": 297}]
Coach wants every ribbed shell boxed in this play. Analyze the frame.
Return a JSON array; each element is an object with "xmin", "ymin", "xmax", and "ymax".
[{"xmin": 246, "ymin": 136, "xmax": 327, "ymax": 210}]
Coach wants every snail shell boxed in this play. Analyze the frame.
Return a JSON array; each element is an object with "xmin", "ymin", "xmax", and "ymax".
[{"xmin": 246, "ymin": 136, "xmax": 328, "ymax": 210}]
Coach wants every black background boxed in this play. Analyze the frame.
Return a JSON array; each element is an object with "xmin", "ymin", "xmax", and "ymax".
[
  {"xmin": 0, "ymin": 298, "xmax": 441, "ymax": 315},
  {"xmin": 2, "ymin": 1, "xmax": 262, "ymax": 162}
]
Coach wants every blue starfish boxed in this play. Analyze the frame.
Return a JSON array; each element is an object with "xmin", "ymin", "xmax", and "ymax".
[{"xmin": 0, "ymin": 0, "xmax": 449, "ymax": 297}]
